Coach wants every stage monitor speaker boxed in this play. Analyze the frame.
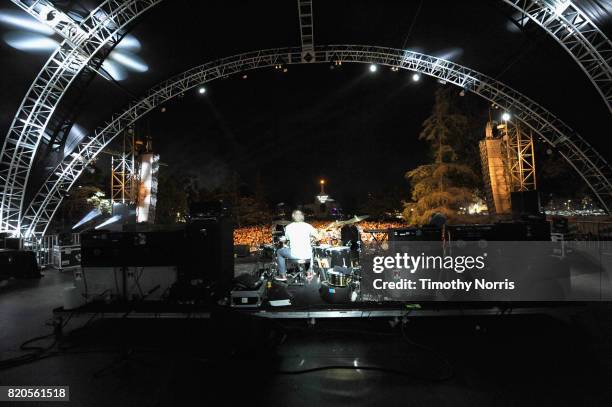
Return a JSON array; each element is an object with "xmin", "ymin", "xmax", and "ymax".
[
  {"xmin": 511, "ymin": 190, "xmax": 541, "ymax": 220},
  {"xmin": 447, "ymin": 224, "xmax": 496, "ymax": 241},
  {"xmin": 388, "ymin": 226, "xmax": 441, "ymax": 242},
  {"xmin": 182, "ymin": 217, "xmax": 234, "ymax": 293},
  {"xmin": 188, "ymin": 200, "xmax": 231, "ymax": 220}
]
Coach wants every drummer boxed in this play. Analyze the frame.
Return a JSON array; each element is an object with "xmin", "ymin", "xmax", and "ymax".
[{"xmin": 275, "ymin": 210, "xmax": 320, "ymax": 281}]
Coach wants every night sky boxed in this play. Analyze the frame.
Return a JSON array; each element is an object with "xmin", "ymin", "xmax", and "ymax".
[{"xmin": 0, "ymin": 0, "xmax": 611, "ymax": 211}]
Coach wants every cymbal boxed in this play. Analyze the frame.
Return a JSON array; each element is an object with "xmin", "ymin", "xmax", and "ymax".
[{"xmin": 328, "ymin": 215, "xmax": 370, "ymax": 227}]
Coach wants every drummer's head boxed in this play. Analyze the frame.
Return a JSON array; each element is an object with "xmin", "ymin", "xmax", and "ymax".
[{"xmin": 292, "ymin": 210, "xmax": 305, "ymax": 222}]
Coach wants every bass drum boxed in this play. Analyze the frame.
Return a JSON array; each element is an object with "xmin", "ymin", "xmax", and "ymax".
[{"xmin": 319, "ymin": 281, "xmax": 353, "ymax": 304}]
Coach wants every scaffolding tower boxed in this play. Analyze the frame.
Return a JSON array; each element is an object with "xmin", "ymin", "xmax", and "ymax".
[
  {"xmin": 110, "ymin": 127, "xmax": 137, "ymax": 205},
  {"xmin": 480, "ymin": 120, "xmax": 537, "ymax": 215},
  {"xmin": 502, "ymin": 122, "xmax": 537, "ymax": 192}
]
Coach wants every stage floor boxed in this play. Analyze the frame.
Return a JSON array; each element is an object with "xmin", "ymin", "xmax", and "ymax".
[{"xmin": 3, "ymin": 269, "xmax": 612, "ymax": 406}]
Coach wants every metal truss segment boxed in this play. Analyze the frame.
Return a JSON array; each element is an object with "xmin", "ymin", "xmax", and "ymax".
[
  {"xmin": 20, "ymin": 45, "xmax": 612, "ymax": 238},
  {"xmin": 501, "ymin": 0, "xmax": 612, "ymax": 113},
  {"xmin": 0, "ymin": 0, "xmax": 162, "ymax": 235}
]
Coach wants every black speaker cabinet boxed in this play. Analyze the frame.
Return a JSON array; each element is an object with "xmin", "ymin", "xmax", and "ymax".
[
  {"xmin": 0, "ymin": 249, "xmax": 40, "ymax": 279},
  {"xmin": 182, "ymin": 217, "xmax": 234, "ymax": 292},
  {"xmin": 511, "ymin": 190, "xmax": 541, "ymax": 220}
]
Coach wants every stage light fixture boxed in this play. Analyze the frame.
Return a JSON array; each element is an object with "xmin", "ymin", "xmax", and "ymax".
[
  {"xmin": 459, "ymin": 89, "xmax": 465, "ymax": 96},
  {"xmin": 502, "ymin": 112, "xmax": 511, "ymax": 121},
  {"xmin": 198, "ymin": 86, "xmax": 206, "ymax": 94},
  {"xmin": 369, "ymin": 64, "xmax": 377, "ymax": 72},
  {"xmin": 412, "ymin": 73, "xmax": 421, "ymax": 82}
]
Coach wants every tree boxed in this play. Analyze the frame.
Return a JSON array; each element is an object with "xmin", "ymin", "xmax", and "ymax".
[
  {"xmin": 156, "ymin": 169, "xmax": 188, "ymax": 224},
  {"xmin": 403, "ymin": 88, "xmax": 479, "ymax": 225}
]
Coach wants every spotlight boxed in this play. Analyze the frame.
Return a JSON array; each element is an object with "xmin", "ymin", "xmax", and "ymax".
[
  {"xmin": 412, "ymin": 73, "xmax": 421, "ymax": 82},
  {"xmin": 501, "ymin": 112, "xmax": 511, "ymax": 121},
  {"xmin": 242, "ymin": 74, "xmax": 247, "ymax": 79},
  {"xmin": 369, "ymin": 64, "xmax": 377, "ymax": 72},
  {"xmin": 198, "ymin": 86, "xmax": 206, "ymax": 94},
  {"xmin": 459, "ymin": 89, "xmax": 466, "ymax": 97},
  {"xmin": 391, "ymin": 66, "xmax": 399, "ymax": 72}
]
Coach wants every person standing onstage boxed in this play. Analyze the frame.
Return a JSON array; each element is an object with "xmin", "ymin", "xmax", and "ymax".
[{"xmin": 275, "ymin": 210, "xmax": 319, "ymax": 281}]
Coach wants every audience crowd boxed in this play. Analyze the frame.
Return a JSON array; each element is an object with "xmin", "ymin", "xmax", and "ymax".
[{"xmin": 233, "ymin": 220, "xmax": 406, "ymax": 249}]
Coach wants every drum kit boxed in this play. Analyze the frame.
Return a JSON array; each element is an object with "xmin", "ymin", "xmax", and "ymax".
[{"xmin": 257, "ymin": 215, "xmax": 368, "ymax": 302}]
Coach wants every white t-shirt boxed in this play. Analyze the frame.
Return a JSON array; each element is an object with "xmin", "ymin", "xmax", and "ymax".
[{"xmin": 285, "ymin": 221, "xmax": 317, "ymax": 259}]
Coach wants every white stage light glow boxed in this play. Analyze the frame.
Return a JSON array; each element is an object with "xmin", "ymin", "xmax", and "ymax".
[
  {"xmin": 198, "ymin": 86, "xmax": 206, "ymax": 94},
  {"xmin": 101, "ymin": 60, "xmax": 128, "ymax": 81},
  {"xmin": 369, "ymin": 64, "xmax": 377, "ymax": 72},
  {"xmin": 116, "ymin": 34, "xmax": 142, "ymax": 51},
  {"xmin": 412, "ymin": 73, "xmax": 421, "ymax": 82},
  {"xmin": 502, "ymin": 112, "xmax": 511, "ymax": 121},
  {"xmin": 95, "ymin": 215, "xmax": 121, "ymax": 230},
  {"xmin": 109, "ymin": 50, "xmax": 148, "ymax": 72},
  {"xmin": 4, "ymin": 32, "xmax": 59, "ymax": 52},
  {"xmin": 0, "ymin": 11, "xmax": 55, "ymax": 35},
  {"xmin": 72, "ymin": 208, "xmax": 101, "ymax": 230},
  {"xmin": 64, "ymin": 124, "xmax": 87, "ymax": 156},
  {"xmin": 554, "ymin": 1, "xmax": 570, "ymax": 16}
]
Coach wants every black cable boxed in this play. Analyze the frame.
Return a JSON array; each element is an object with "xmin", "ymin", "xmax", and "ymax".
[
  {"xmin": 401, "ymin": 0, "xmax": 424, "ymax": 49},
  {"xmin": 275, "ymin": 364, "xmax": 451, "ymax": 382}
]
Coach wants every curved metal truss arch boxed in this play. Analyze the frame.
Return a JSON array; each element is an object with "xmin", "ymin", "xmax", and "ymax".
[
  {"xmin": 0, "ymin": 0, "xmax": 162, "ymax": 235},
  {"xmin": 20, "ymin": 45, "xmax": 612, "ymax": 238},
  {"xmin": 501, "ymin": 0, "xmax": 612, "ymax": 113}
]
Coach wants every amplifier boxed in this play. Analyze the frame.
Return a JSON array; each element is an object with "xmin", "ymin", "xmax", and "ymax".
[
  {"xmin": 447, "ymin": 224, "xmax": 496, "ymax": 241},
  {"xmin": 0, "ymin": 249, "xmax": 40, "ymax": 279},
  {"xmin": 81, "ymin": 231, "xmax": 127, "ymax": 267},
  {"xmin": 388, "ymin": 226, "xmax": 441, "ymax": 241},
  {"xmin": 494, "ymin": 220, "xmax": 550, "ymax": 241},
  {"xmin": 81, "ymin": 229, "xmax": 184, "ymax": 267}
]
